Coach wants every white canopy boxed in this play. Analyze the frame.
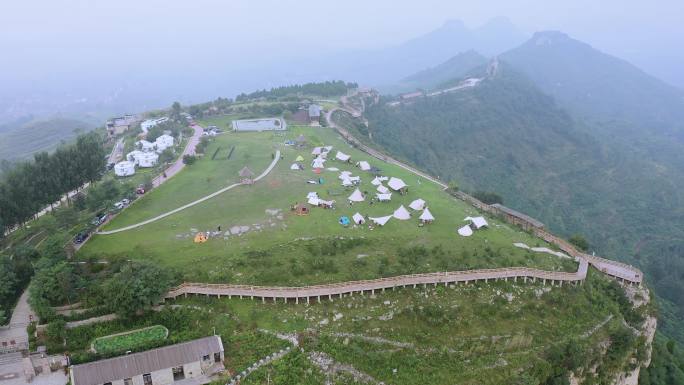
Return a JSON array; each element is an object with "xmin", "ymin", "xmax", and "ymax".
[
  {"xmin": 458, "ymin": 225, "xmax": 473, "ymax": 237},
  {"xmin": 290, "ymin": 163, "xmax": 302, "ymax": 170},
  {"xmin": 357, "ymin": 161, "xmax": 371, "ymax": 171},
  {"xmin": 311, "ymin": 147, "xmax": 322, "ymax": 155},
  {"xmin": 465, "ymin": 216, "xmax": 488, "ymax": 229},
  {"xmin": 419, "ymin": 208, "xmax": 435, "ymax": 221},
  {"xmin": 388, "ymin": 177, "xmax": 408, "ymax": 191},
  {"xmin": 312, "ymin": 158, "xmax": 325, "ymax": 169},
  {"xmin": 336, "ymin": 151, "xmax": 351, "ymax": 161},
  {"xmin": 348, "ymin": 189, "xmax": 365, "ymax": 202},
  {"xmin": 308, "ymin": 197, "xmax": 320, "ymax": 206},
  {"xmin": 376, "ymin": 193, "xmax": 392, "ymax": 201},
  {"xmin": 306, "ymin": 192, "xmax": 319, "ymax": 199},
  {"xmin": 338, "ymin": 171, "xmax": 352, "ymax": 180},
  {"xmin": 376, "ymin": 185, "xmax": 390, "ymax": 194},
  {"xmin": 370, "ymin": 215, "xmax": 392, "ymax": 226},
  {"xmin": 352, "ymin": 212, "xmax": 365, "ymax": 224},
  {"xmin": 409, "ymin": 198, "xmax": 426, "ymax": 211},
  {"xmin": 393, "ymin": 205, "xmax": 411, "ymax": 220}
]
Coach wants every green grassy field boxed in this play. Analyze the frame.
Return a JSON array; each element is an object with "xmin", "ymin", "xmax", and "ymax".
[
  {"xmin": 92, "ymin": 325, "xmax": 168, "ymax": 354},
  {"xmin": 80, "ymin": 123, "xmax": 576, "ymax": 285}
]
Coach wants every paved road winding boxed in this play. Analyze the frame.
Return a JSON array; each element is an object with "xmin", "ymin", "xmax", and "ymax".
[
  {"xmin": 97, "ymin": 150, "xmax": 281, "ymax": 234},
  {"xmin": 152, "ymin": 123, "xmax": 204, "ymax": 188}
]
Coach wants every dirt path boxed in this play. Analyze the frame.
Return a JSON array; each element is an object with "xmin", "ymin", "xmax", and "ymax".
[{"xmin": 98, "ymin": 149, "xmax": 281, "ymax": 234}]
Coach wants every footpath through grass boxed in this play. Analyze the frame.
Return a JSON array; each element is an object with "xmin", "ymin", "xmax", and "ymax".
[{"xmin": 80, "ymin": 124, "xmax": 576, "ymax": 285}]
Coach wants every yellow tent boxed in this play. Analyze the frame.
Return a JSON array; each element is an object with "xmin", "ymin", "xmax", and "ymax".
[
  {"xmin": 295, "ymin": 155, "xmax": 304, "ymax": 162},
  {"xmin": 193, "ymin": 232, "xmax": 208, "ymax": 243}
]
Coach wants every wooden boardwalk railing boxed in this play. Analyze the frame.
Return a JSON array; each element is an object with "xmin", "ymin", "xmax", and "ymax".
[{"xmin": 166, "ymin": 260, "xmax": 588, "ymax": 303}]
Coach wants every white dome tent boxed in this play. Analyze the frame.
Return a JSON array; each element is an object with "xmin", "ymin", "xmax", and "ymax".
[
  {"xmin": 352, "ymin": 213, "xmax": 365, "ymax": 225},
  {"xmin": 114, "ymin": 161, "xmax": 136, "ymax": 177},
  {"xmin": 136, "ymin": 152, "xmax": 159, "ymax": 167}
]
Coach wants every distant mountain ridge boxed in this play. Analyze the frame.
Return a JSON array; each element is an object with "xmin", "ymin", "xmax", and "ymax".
[{"xmin": 500, "ymin": 31, "xmax": 684, "ymax": 137}]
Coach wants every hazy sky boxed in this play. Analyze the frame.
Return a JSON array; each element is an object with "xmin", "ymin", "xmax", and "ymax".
[{"xmin": 1, "ymin": 0, "xmax": 682, "ymax": 120}]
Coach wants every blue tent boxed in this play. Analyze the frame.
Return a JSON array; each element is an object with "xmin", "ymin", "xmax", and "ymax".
[{"xmin": 338, "ymin": 216, "xmax": 350, "ymax": 226}]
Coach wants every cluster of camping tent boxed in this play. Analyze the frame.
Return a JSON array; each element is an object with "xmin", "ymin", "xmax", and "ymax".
[{"xmin": 288, "ymin": 135, "xmax": 491, "ymax": 236}]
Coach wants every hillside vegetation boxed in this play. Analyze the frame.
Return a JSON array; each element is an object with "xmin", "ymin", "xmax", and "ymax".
[
  {"xmin": 0, "ymin": 117, "xmax": 93, "ymax": 161},
  {"xmin": 363, "ymin": 38, "xmax": 684, "ymax": 344}
]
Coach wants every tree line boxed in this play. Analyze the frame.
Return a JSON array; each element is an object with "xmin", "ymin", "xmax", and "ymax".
[
  {"xmin": 236, "ymin": 80, "xmax": 357, "ymax": 101},
  {"xmin": 0, "ymin": 132, "xmax": 106, "ymax": 235}
]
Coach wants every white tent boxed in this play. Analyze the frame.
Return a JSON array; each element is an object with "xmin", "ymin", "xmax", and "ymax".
[
  {"xmin": 291, "ymin": 163, "xmax": 303, "ymax": 170},
  {"xmin": 154, "ymin": 134, "xmax": 175, "ymax": 153},
  {"xmin": 371, "ymin": 176, "xmax": 383, "ymax": 186},
  {"xmin": 388, "ymin": 177, "xmax": 408, "ymax": 191},
  {"xmin": 465, "ymin": 216, "xmax": 489, "ymax": 229},
  {"xmin": 327, "ymin": 167, "xmax": 339, "ymax": 172},
  {"xmin": 311, "ymin": 147, "xmax": 322, "ymax": 155},
  {"xmin": 357, "ymin": 161, "xmax": 371, "ymax": 171},
  {"xmin": 126, "ymin": 150, "xmax": 144, "ymax": 163},
  {"xmin": 336, "ymin": 151, "xmax": 351, "ymax": 162},
  {"xmin": 370, "ymin": 215, "xmax": 392, "ymax": 226},
  {"xmin": 409, "ymin": 199, "xmax": 426, "ymax": 211},
  {"xmin": 348, "ymin": 176, "xmax": 361, "ymax": 184},
  {"xmin": 458, "ymin": 225, "xmax": 473, "ymax": 237},
  {"xmin": 308, "ymin": 197, "xmax": 320, "ymax": 206},
  {"xmin": 393, "ymin": 205, "xmax": 411, "ymax": 220},
  {"xmin": 348, "ymin": 188, "xmax": 365, "ymax": 202},
  {"xmin": 136, "ymin": 152, "xmax": 159, "ymax": 168},
  {"xmin": 136, "ymin": 140, "xmax": 155, "ymax": 152},
  {"xmin": 419, "ymin": 208, "xmax": 435, "ymax": 222},
  {"xmin": 341, "ymin": 178, "xmax": 354, "ymax": 187},
  {"xmin": 114, "ymin": 161, "xmax": 136, "ymax": 177},
  {"xmin": 338, "ymin": 171, "xmax": 352, "ymax": 180},
  {"xmin": 376, "ymin": 185, "xmax": 390, "ymax": 194},
  {"xmin": 306, "ymin": 192, "xmax": 319, "ymax": 199},
  {"xmin": 352, "ymin": 213, "xmax": 365, "ymax": 224},
  {"xmin": 312, "ymin": 158, "xmax": 325, "ymax": 169},
  {"xmin": 323, "ymin": 146, "xmax": 333, "ymax": 152},
  {"xmin": 376, "ymin": 193, "xmax": 392, "ymax": 202}
]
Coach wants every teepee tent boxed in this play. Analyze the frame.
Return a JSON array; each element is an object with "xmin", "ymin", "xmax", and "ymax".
[
  {"xmin": 336, "ymin": 151, "xmax": 351, "ymax": 162},
  {"xmin": 376, "ymin": 185, "xmax": 390, "ymax": 194},
  {"xmin": 312, "ymin": 158, "xmax": 325, "ymax": 169},
  {"xmin": 458, "ymin": 225, "xmax": 473, "ymax": 237},
  {"xmin": 348, "ymin": 189, "xmax": 365, "ymax": 202},
  {"xmin": 312, "ymin": 147, "xmax": 322, "ymax": 155},
  {"xmin": 393, "ymin": 205, "xmax": 411, "ymax": 220},
  {"xmin": 357, "ymin": 161, "xmax": 371, "ymax": 171},
  {"xmin": 409, "ymin": 199, "xmax": 426, "ymax": 211},
  {"xmin": 338, "ymin": 171, "xmax": 352, "ymax": 180},
  {"xmin": 419, "ymin": 208, "xmax": 435, "ymax": 223},
  {"xmin": 388, "ymin": 177, "xmax": 408, "ymax": 191},
  {"xmin": 370, "ymin": 215, "xmax": 392, "ymax": 226},
  {"xmin": 295, "ymin": 155, "xmax": 305, "ymax": 162},
  {"xmin": 341, "ymin": 178, "xmax": 354, "ymax": 187},
  {"xmin": 291, "ymin": 163, "xmax": 303, "ymax": 170},
  {"xmin": 352, "ymin": 212, "xmax": 365, "ymax": 224}
]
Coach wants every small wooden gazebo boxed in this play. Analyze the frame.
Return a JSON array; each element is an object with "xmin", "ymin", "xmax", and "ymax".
[
  {"xmin": 239, "ymin": 166, "xmax": 255, "ymax": 184},
  {"xmin": 295, "ymin": 203, "xmax": 309, "ymax": 216}
]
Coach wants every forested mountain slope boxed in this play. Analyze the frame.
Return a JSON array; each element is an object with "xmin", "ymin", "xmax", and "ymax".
[{"xmin": 363, "ymin": 62, "xmax": 684, "ymax": 342}]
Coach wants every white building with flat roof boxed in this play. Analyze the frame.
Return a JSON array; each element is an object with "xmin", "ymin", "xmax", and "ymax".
[{"xmin": 232, "ymin": 118, "xmax": 287, "ymax": 132}]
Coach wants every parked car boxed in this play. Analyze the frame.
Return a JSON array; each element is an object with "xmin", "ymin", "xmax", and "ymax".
[{"xmin": 73, "ymin": 231, "xmax": 89, "ymax": 244}]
